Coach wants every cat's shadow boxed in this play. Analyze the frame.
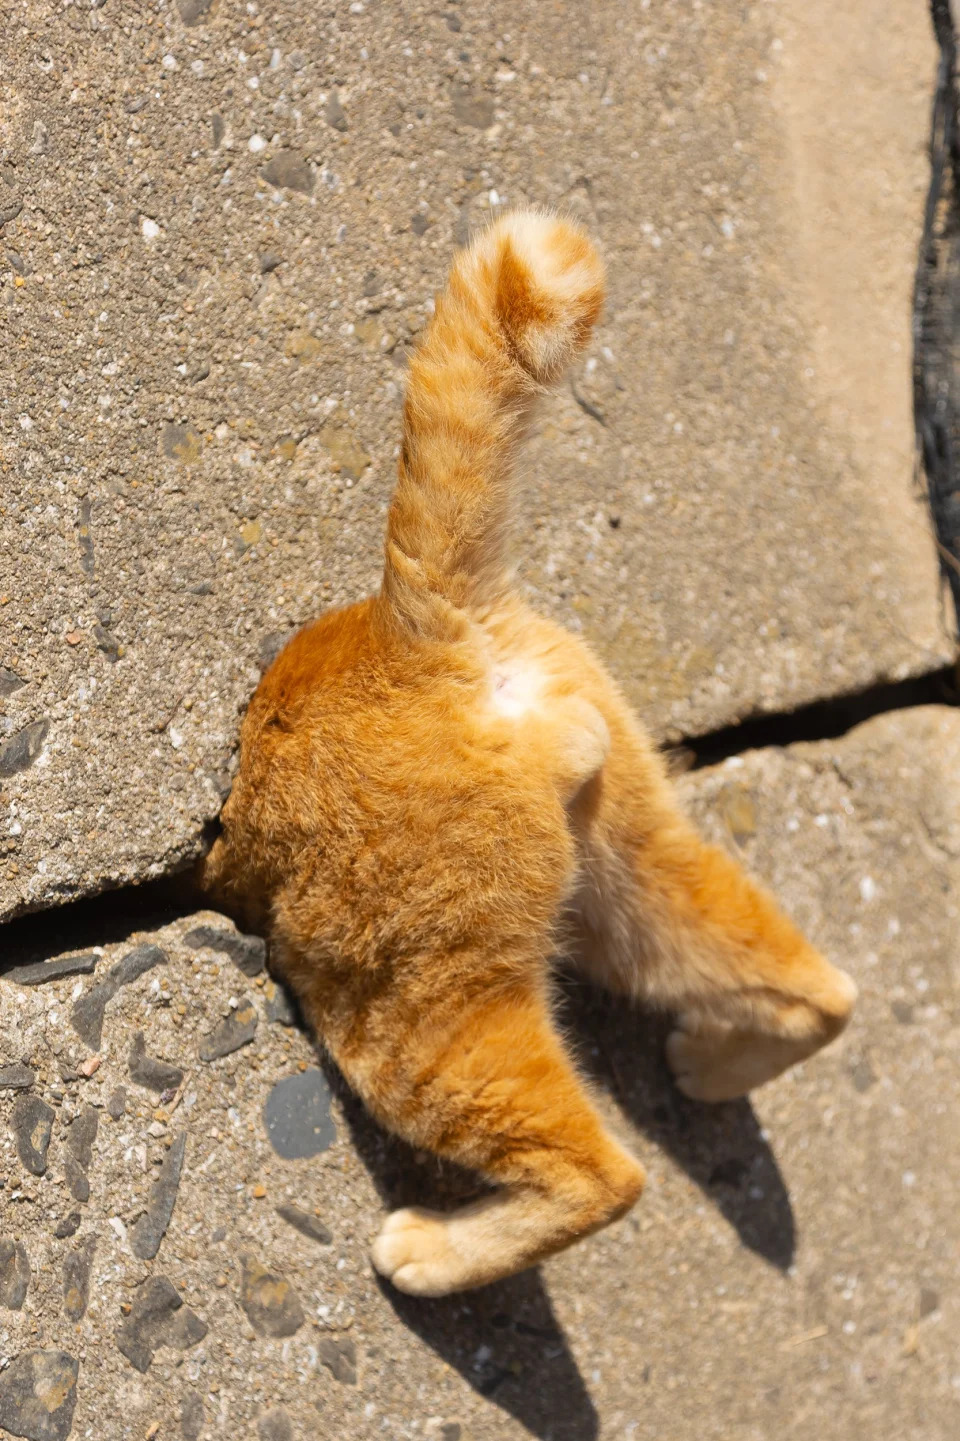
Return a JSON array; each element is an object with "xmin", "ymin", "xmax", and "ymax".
[
  {"xmin": 324, "ymin": 976, "xmax": 795, "ymax": 1441},
  {"xmin": 325, "ymin": 1059, "xmax": 603, "ymax": 1441},
  {"xmin": 562, "ymin": 977, "xmax": 796, "ymax": 1273}
]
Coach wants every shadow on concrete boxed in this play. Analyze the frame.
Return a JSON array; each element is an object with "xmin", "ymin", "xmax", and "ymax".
[
  {"xmin": 322, "ymin": 975, "xmax": 795, "ymax": 1440},
  {"xmin": 2, "ymin": 879, "xmax": 793, "ymax": 1438},
  {"xmin": 0, "ymin": 875, "xmax": 196, "ymax": 975},
  {"xmin": 323, "ymin": 1057, "xmax": 601, "ymax": 1441},
  {"xmin": 559, "ymin": 975, "xmax": 796, "ymax": 1271}
]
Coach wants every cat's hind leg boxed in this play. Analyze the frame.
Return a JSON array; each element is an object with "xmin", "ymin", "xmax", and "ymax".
[
  {"xmin": 573, "ymin": 813, "xmax": 856, "ymax": 1102},
  {"xmin": 337, "ymin": 986, "xmax": 643, "ymax": 1296},
  {"xmin": 495, "ymin": 693, "xmax": 610, "ymax": 806}
]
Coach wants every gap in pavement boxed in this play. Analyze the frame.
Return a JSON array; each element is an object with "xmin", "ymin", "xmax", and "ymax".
[
  {"xmin": 675, "ymin": 661, "xmax": 958, "ymax": 770},
  {"xmin": 2, "ymin": 661, "xmax": 957, "ymax": 969}
]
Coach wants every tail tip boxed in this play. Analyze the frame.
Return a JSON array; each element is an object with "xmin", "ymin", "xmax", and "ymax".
[{"xmin": 479, "ymin": 209, "xmax": 605, "ymax": 383}]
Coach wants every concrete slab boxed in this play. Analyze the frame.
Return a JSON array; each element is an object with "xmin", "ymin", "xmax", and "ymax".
[
  {"xmin": 1, "ymin": 707, "xmax": 957, "ymax": 1439},
  {"xmin": 1, "ymin": 0, "xmax": 949, "ymax": 917}
]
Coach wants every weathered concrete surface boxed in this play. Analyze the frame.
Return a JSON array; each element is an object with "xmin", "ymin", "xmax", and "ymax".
[
  {"xmin": 0, "ymin": 706, "xmax": 957, "ymax": 1439},
  {"xmin": 0, "ymin": 0, "xmax": 949, "ymax": 918}
]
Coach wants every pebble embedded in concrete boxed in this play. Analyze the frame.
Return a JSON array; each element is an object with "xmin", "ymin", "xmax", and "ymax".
[
  {"xmin": 262, "ymin": 1069, "xmax": 336, "ymax": 1159},
  {"xmin": 130, "ymin": 1132, "xmax": 188, "ymax": 1261},
  {"xmin": 0, "ymin": 1351, "xmax": 79, "ymax": 1441},
  {"xmin": 240, "ymin": 1254, "xmax": 306, "ymax": 1339},
  {"xmin": 199, "ymin": 998, "xmax": 259, "ymax": 1062},
  {"xmin": 12, "ymin": 1095, "xmax": 54, "ymax": 1176},
  {"xmin": 115, "ymin": 1276, "xmax": 208, "ymax": 1374}
]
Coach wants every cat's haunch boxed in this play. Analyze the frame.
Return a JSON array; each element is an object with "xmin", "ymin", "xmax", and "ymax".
[{"xmin": 201, "ymin": 211, "xmax": 855, "ymax": 1296}]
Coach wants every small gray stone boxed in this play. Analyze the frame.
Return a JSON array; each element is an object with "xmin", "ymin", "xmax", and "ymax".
[
  {"xmin": 258, "ymin": 1408, "xmax": 294, "ymax": 1441},
  {"xmin": 128, "ymin": 1031, "xmax": 184, "ymax": 1094},
  {"xmin": 262, "ymin": 151, "xmax": 315, "ymax": 195},
  {"xmin": 318, "ymin": 420, "xmax": 371, "ymax": 479},
  {"xmin": 0, "ymin": 1064, "xmax": 35, "ymax": 1091},
  {"xmin": 259, "ymin": 251, "xmax": 283, "ymax": 274},
  {"xmin": 318, "ymin": 1335, "xmax": 357, "ymax": 1386},
  {"xmin": 4, "ymin": 953, "xmax": 98, "ymax": 986},
  {"xmin": 199, "ymin": 998, "xmax": 258, "ymax": 1062},
  {"xmin": 161, "ymin": 422, "xmax": 201, "ymax": 464},
  {"xmin": 62, "ymin": 1236, "xmax": 96, "ymax": 1321},
  {"xmin": 920, "ymin": 1286, "xmax": 940, "ymax": 1318},
  {"xmin": 116, "ymin": 1276, "xmax": 208, "ymax": 1374},
  {"xmin": 107, "ymin": 1087, "xmax": 127, "ymax": 1120},
  {"xmin": 130, "ymin": 1131, "xmax": 187, "ymax": 1260},
  {"xmin": 240, "ymin": 1254, "xmax": 305, "ymax": 1338},
  {"xmin": 181, "ymin": 1391, "xmax": 205, "ymax": 1440},
  {"xmin": 850, "ymin": 1057, "xmax": 877, "ymax": 1093},
  {"xmin": 263, "ymin": 1069, "xmax": 336, "ymax": 1159},
  {"xmin": 0, "ymin": 1238, "xmax": 30, "ymax": 1309},
  {"xmin": 12, "ymin": 1094, "xmax": 54, "ymax": 1175},
  {"xmin": 0, "ymin": 1351, "xmax": 79, "ymax": 1441},
  {"xmin": 71, "ymin": 943, "xmax": 167, "ymax": 1049},
  {"xmin": 176, "ymin": 0, "xmax": 215, "ymax": 27},
  {"xmin": 63, "ymin": 1106, "xmax": 99, "ymax": 1203},
  {"xmin": 276, "ymin": 1204, "xmax": 332, "ymax": 1246},
  {"xmin": 77, "ymin": 497, "xmax": 94, "ymax": 577},
  {"xmin": 183, "ymin": 1394, "xmax": 207, "ymax": 1441},
  {"xmin": 451, "ymin": 84, "xmax": 494, "ymax": 129},
  {"xmin": 411, "ymin": 212, "xmax": 429, "ymax": 237},
  {"xmin": 428, "ymin": 1425, "xmax": 467, "ymax": 1441},
  {"xmin": 325, "ymin": 90, "xmax": 348, "ymax": 132},
  {"xmin": 210, "ymin": 112, "xmax": 225, "ymax": 148},
  {"xmin": 265, "ymin": 982, "xmax": 299, "ymax": 1027},
  {"xmin": 0, "ymin": 720, "xmax": 50, "ymax": 779},
  {"xmin": 54, "ymin": 1214, "xmax": 81, "ymax": 1240},
  {"xmin": 258, "ymin": 631, "xmax": 289, "ymax": 671},
  {"xmin": 93, "ymin": 625, "xmax": 121, "ymax": 662},
  {"xmin": 183, "ymin": 924, "xmax": 266, "ymax": 976},
  {"xmin": 0, "ymin": 666, "xmax": 26, "ymax": 696}
]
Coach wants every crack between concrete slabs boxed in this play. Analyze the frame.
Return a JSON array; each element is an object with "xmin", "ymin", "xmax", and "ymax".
[{"xmin": 1, "ymin": 659, "xmax": 956, "ymax": 966}]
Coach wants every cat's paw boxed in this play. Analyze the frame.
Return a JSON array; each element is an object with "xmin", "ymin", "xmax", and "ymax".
[
  {"xmin": 666, "ymin": 1019, "xmax": 782, "ymax": 1103},
  {"xmin": 666, "ymin": 1018, "xmax": 809, "ymax": 1102},
  {"xmin": 371, "ymin": 1207, "xmax": 461, "ymax": 1298},
  {"xmin": 666, "ymin": 1025, "xmax": 743, "ymax": 1102}
]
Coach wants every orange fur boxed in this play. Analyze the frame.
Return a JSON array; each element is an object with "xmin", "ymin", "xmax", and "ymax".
[{"xmin": 201, "ymin": 211, "xmax": 855, "ymax": 1296}]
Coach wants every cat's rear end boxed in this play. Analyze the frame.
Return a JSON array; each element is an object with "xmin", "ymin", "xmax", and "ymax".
[{"xmin": 203, "ymin": 212, "xmax": 855, "ymax": 1295}]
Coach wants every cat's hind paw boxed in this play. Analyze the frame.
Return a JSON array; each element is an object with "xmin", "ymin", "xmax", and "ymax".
[{"xmin": 667, "ymin": 1018, "xmax": 810, "ymax": 1102}]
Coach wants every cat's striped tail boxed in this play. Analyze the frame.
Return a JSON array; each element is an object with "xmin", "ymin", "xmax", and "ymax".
[{"xmin": 380, "ymin": 210, "xmax": 605, "ymax": 637}]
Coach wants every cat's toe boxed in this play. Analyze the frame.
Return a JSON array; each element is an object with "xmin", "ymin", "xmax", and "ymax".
[
  {"xmin": 371, "ymin": 1207, "xmax": 459, "ymax": 1297},
  {"xmin": 666, "ymin": 1027, "xmax": 708, "ymax": 1100},
  {"xmin": 665, "ymin": 1024, "xmax": 747, "ymax": 1103},
  {"xmin": 666, "ymin": 1018, "xmax": 819, "ymax": 1102}
]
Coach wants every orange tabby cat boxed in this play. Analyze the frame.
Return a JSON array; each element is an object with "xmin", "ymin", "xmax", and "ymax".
[{"xmin": 201, "ymin": 212, "xmax": 856, "ymax": 1296}]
